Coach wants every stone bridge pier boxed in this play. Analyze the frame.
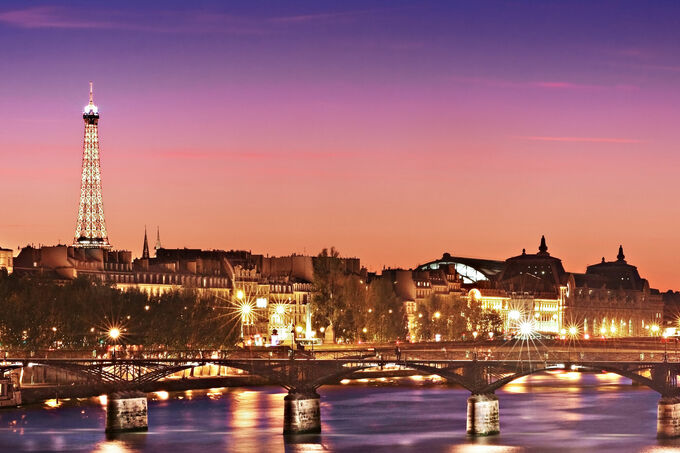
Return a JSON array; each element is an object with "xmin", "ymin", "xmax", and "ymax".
[
  {"xmin": 658, "ymin": 397, "xmax": 680, "ymax": 438},
  {"xmin": 105, "ymin": 391, "xmax": 149, "ymax": 434},
  {"xmin": 283, "ymin": 390, "xmax": 321, "ymax": 435},
  {"xmin": 466, "ymin": 393, "xmax": 499, "ymax": 436}
]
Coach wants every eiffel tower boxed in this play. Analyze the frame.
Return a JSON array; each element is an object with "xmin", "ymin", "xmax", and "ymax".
[{"xmin": 74, "ymin": 82, "xmax": 111, "ymax": 248}]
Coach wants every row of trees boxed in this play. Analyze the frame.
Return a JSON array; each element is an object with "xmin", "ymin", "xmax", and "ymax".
[
  {"xmin": 0, "ymin": 272, "xmax": 239, "ymax": 350},
  {"xmin": 309, "ymin": 247, "xmax": 408, "ymax": 343},
  {"xmin": 411, "ymin": 293, "xmax": 503, "ymax": 341},
  {"xmin": 310, "ymin": 247, "xmax": 503, "ymax": 343}
]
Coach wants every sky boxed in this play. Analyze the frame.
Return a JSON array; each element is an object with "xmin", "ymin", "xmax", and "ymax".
[{"xmin": 1, "ymin": 1, "xmax": 680, "ymax": 289}]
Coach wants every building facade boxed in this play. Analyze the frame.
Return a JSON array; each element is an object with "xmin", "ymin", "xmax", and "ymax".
[
  {"xmin": 442, "ymin": 238, "xmax": 662, "ymax": 338},
  {"xmin": 0, "ymin": 246, "xmax": 12, "ymax": 274}
]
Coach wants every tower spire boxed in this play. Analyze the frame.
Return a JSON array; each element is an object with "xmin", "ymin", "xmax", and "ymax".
[
  {"xmin": 617, "ymin": 245, "xmax": 625, "ymax": 262},
  {"xmin": 142, "ymin": 226, "xmax": 150, "ymax": 259},
  {"xmin": 74, "ymin": 82, "xmax": 109, "ymax": 248},
  {"xmin": 538, "ymin": 235, "xmax": 549, "ymax": 255},
  {"xmin": 154, "ymin": 226, "xmax": 162, "ymax": 256}
]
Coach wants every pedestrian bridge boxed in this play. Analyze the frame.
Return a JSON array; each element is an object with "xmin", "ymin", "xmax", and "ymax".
[{"xmin": 3, "ymin": 348, "xmax": 680, "ymax": 437}]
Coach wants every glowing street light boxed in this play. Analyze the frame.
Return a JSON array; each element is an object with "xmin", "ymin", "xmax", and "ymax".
[
  {"xmin": 108, "ymin": 327, "xmax": 121, "ymax": 359},
  {"xmin": 108, "ymin": 328, "xmax": 120, "ymax": 340},
  {"xmin": 568, "ymin": 325, "xmax": 578, "ymax": 337},
  {"xmin": 236, "ymin": 289, "xmax": 245, "ymax": 300},
  {"xmin": 434, "ymin": 311, "xmax": 441, "ymax": 319},
  {"xmin": 518, "ymin": 320, "xmax": 536, "ymax": 339},
  {"xmin": 509, "ymin": 310, "xmax": 521, "ymax": 321}
]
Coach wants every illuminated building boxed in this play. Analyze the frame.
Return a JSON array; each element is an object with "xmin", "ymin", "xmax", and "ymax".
[
  {"xmin": 379, "ymin": 266, "xmax": 465, "ymax": 337},
  {"xmin": 417, "ymin": 253, "xmax": 505, "ymax": 284},
  {"xmin": 13, "ymin": 243, "xmax": 321, "ymax": 343},
  {"xmin": 0, "ymin": 246, "xmax": 13, "ymax": 274},
  {"xmin": 74, "ymin": 82, "xmax": 110, "ymax": 249},
  {"xmin": 267, "ymin": 280, "xmax": 314, "ymax": 345},
  {"xmin": 422, "ymin": 237, "xmax": 663, "ymax": 337},
  {"xmin": 569, "ymin": 246, "xmax": 663, "ymax": 337}
]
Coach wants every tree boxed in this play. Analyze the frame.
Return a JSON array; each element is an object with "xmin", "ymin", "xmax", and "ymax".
[
  {"xmin": 310, "ymin": 247, "xmax": 355, "ymax": 342},
  {"xmin": 365, "ymin": 278, "xmax": 408, "ymax": 342},
  {"xmin": 411, "ymin": 294, "xmax": 496, "ymax": 342},
  {"xmin": 477, "ymin": 310, "xmax": 504, "ymax": 337},
  {"xmin": 0, "ymin": 273, "xmax": 239, "ymax": 350}
]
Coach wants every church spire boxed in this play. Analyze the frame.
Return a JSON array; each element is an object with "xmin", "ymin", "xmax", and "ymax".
[
  {"xmin": 142, "ymin": 226, "xmax": 150, "ymax": 259},
  {"xmin": 617, "ymin": 245, "xmax": 625, "ymax": 262},
  {"xmin": 154, "ymin": 226, "xmax": 162, "ymax": 256},
  {"xmin": 538, "ymin": 235, "xmax": 549, "ymax": 255}
]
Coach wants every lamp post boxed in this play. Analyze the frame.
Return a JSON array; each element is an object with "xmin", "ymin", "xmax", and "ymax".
[
  {"xmin": 235, "ymin": 289, "xmax": 247, "ymax": 340},
  {"xmin": 108, "ymin": 327, "xmax": 120, "ymax": 360}
]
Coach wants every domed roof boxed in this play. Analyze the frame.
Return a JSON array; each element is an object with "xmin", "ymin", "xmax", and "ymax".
[
  {"xmin": 498, "ymin": 235, "xmax": 569, "ymax": 294},
  {"xmin": 585, "ymin": 245, "xmax": 646, "ymax": 290}
]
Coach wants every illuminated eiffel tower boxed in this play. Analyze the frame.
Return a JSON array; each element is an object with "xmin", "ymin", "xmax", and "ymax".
[{"xmin": 73, "ymin": 82, "xmax": 111, "ymax": 248}]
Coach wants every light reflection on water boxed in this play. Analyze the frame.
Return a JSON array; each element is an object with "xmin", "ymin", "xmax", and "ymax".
[{"xmin": 0, "ymin": 372, "xmax": 678, "ymax": 452}]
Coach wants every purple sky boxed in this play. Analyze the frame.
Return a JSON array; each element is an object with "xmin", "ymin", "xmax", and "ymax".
[{"xmin": 2, "ymin": 1, "xmax": 680, "ymax": 289}]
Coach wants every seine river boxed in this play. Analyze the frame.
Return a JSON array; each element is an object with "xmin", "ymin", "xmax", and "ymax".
[{"xmin": 0, "ymin": 372, "xmax": 678, "ymax": 452}]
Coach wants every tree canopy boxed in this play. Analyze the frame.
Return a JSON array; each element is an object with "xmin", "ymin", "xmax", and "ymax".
[{"xmin": 0, "ymin": 272, "xmax": 239, "ymax": 350}]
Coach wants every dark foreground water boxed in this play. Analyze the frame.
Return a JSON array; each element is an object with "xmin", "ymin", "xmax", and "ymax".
[{"xmin": 1, "ymin": 372, "xmax": 679, "ymax": 452}]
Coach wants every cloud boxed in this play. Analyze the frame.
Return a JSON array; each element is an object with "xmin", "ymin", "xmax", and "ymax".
[
  {"xmin": 152, "ymin": 149, "xmax": 356, "ymax": 162},
  {"xmin": 0, "ymin": 6, "xmax": 266, "ymax": 34},
  {"xmin": 0, "ymin": 5, "xmax": 385, "ymax": 34},
  {"xmin": 267, "ymin": 10, "xmax": 374, "ymax": 24},
  {"xmin": 450, "ymin": 76, "xmax": 637, "ymax": 91},
  {"xmin": 0, "ymin": 6, "xmax": 102, "ymax": 29},
  {"xmin": 514, "ymin": 136, "xmax": 643, "ymax": 144}
]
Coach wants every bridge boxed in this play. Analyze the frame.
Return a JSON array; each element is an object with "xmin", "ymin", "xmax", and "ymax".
[{"xmin": 3, "ymin": 343, "xmax": 680, "ymax": 437}]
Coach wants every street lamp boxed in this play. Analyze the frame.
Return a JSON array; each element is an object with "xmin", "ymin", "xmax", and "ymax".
[
  {"xmin": 518, "ymin": 320, "xmax": 536, "ymax": 339},
  {"xmin": 109, "ymin": 327, "xmax": 120, "ymax": 359}
]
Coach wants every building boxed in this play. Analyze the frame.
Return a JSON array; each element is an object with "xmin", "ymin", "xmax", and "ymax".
[
  {"xmin": 12, "ymin": 242, "xmax": 325, "ymax": 344},
  {"xmin": 0, "ymin": 246, "xmax": 13, "ymax": 274},
  {"xmin": 465, "ymin": 237, "xmax": 663, "ymax": 337},
  {"xmin": 569, "ymin": 246, "xmax": 663, "ymax": 337},
  {"xmin": 378, "ymin": 265, "xmax": 465, "ymax": 337}
]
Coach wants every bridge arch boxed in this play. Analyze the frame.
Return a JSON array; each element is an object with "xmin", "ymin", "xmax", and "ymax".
[{"xmin": 481, "ymin": 364, "xmax": 663, "ymax": 394}]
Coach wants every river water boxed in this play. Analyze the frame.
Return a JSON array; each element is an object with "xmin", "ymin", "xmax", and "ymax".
[{"xmin": 0, "ymin": 372, "xmax": 678, "ymax": 452}]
